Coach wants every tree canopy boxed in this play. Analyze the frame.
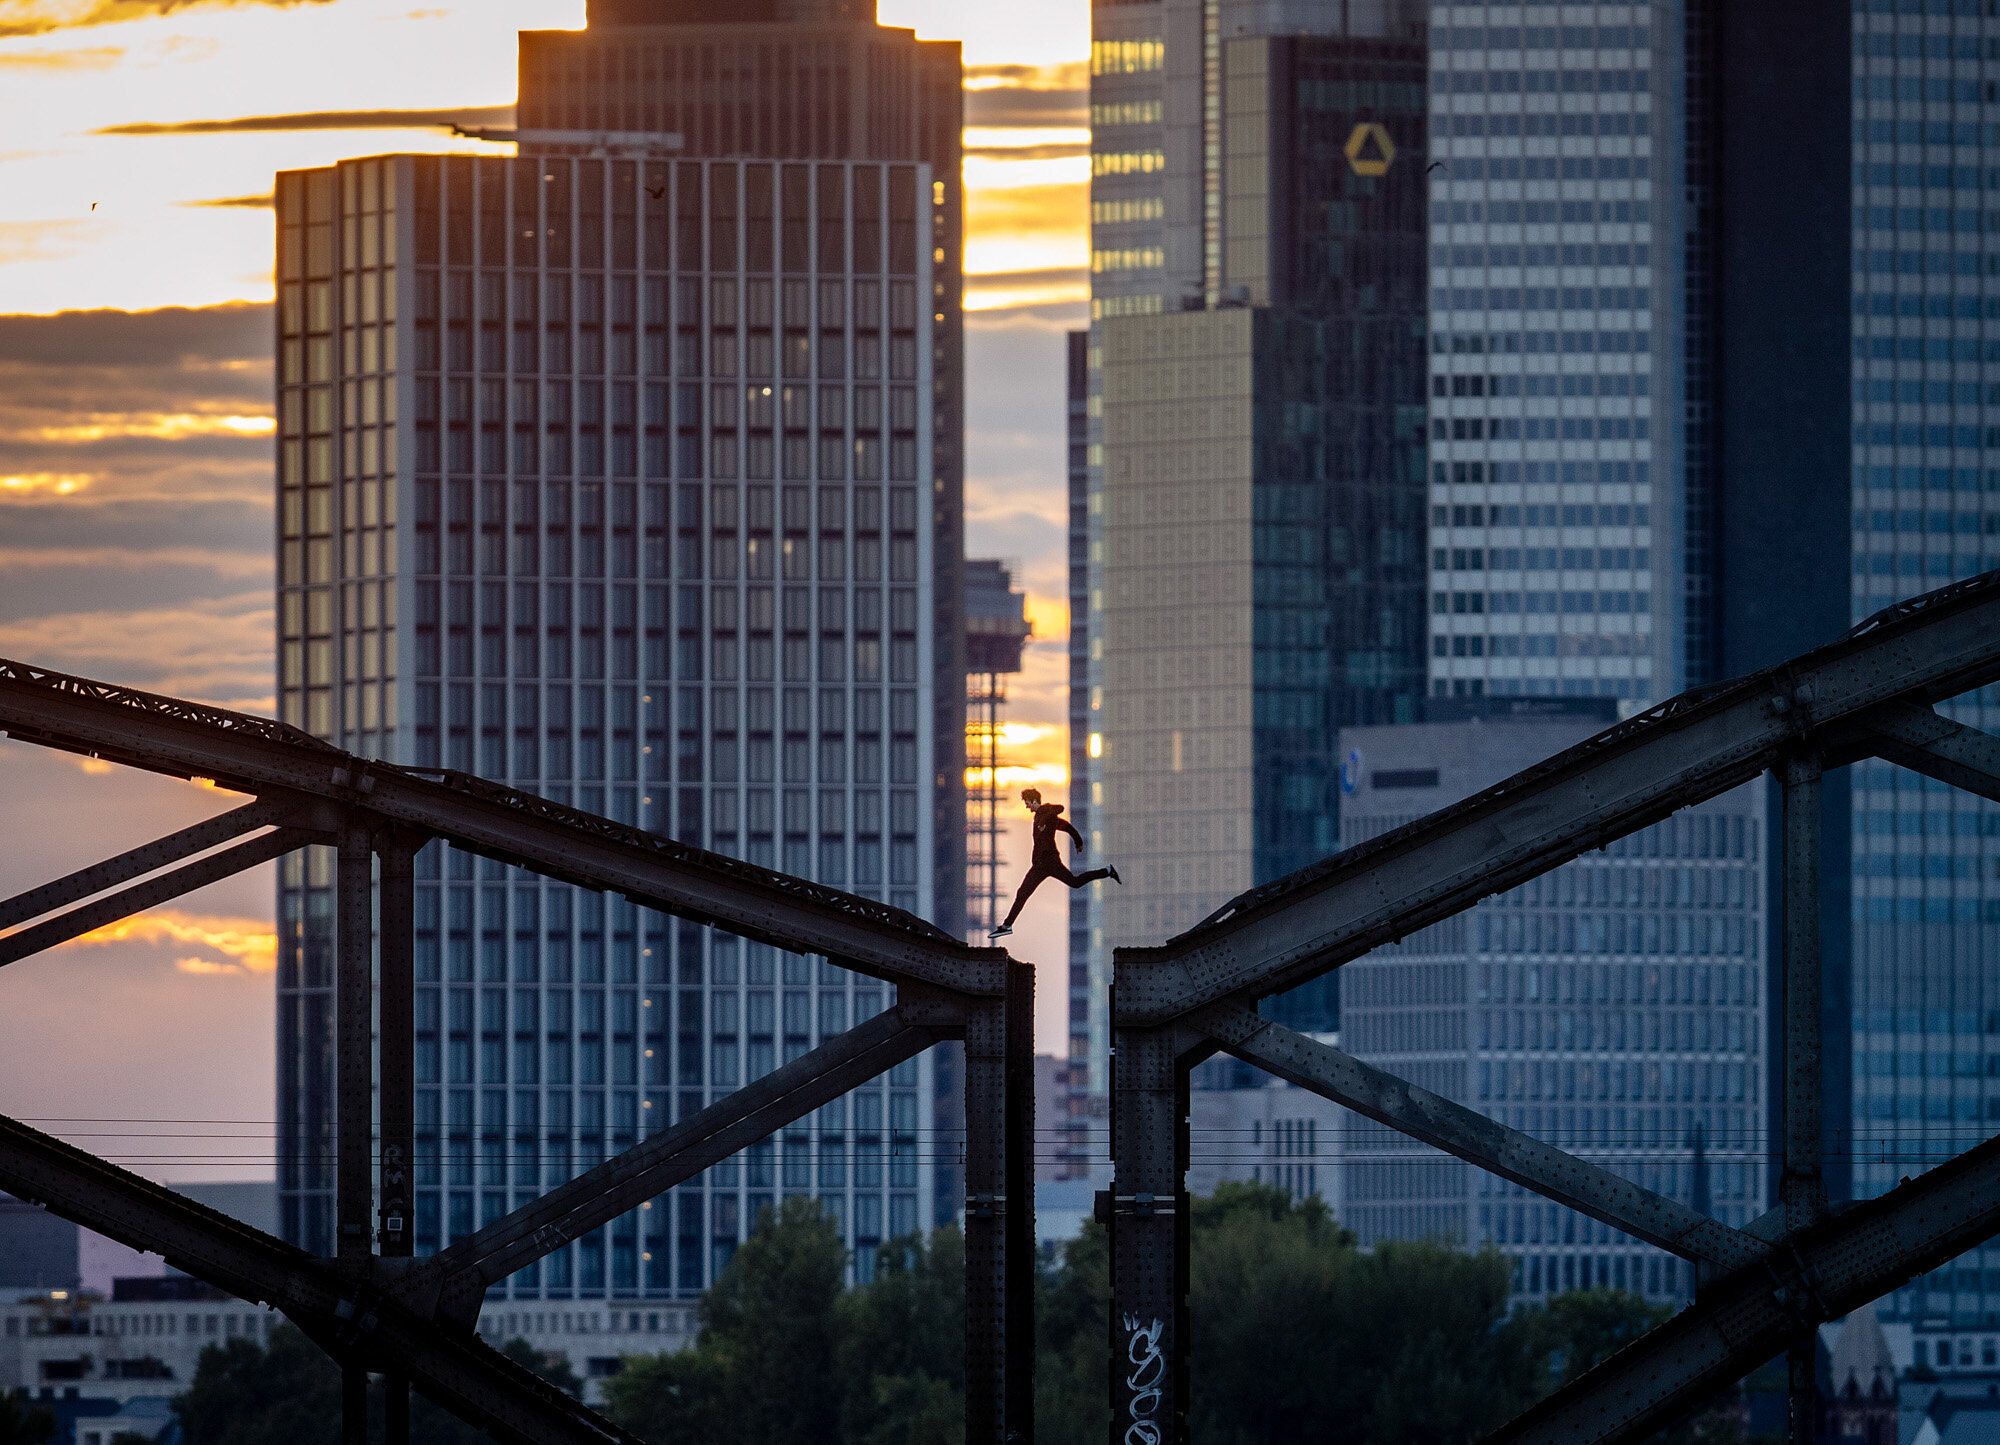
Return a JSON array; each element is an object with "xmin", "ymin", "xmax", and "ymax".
[{"xmin": 168, "ymin": 1183, "xmax": 1732, "ymax": 1445}]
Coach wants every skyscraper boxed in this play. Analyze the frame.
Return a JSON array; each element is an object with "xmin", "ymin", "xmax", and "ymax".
[
  {"xmin": 271, "ymin": 0, "xmax": 964, "ymax": 1311},
  {"xmin": 1423, "ymin": 12, "xmax": 1669, "ymax": 705},
  {"xmin": 1082, "ymin": 3, "xmax": 1432, "ymax": 1049},
  {"xmin": 1337, "ymin": 702, "xmax": 1768, "ymax": 1304},
  {"xmin": 1062, "ymin": 329, "xmax": 1096, "ymax": 1177},
  {"xmin": 1817, "ymin": 0, "xmax": 2000, "ymax": 1341},
  {"xmin": 1427, "ymin": 0, "xmax": 2000, "ymax": 1337}
]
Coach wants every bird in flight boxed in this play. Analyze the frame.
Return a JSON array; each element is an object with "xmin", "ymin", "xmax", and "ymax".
[
  {"xmin": 1426, "ymin": 161, "xmax": 1447, "ymax": 176},
  {"xmin": 90, "ymin": 202, "xmax": 98, "ymax": 211}
]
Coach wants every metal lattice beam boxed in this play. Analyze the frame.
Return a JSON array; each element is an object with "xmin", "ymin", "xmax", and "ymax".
[
  {"xmin": 0, "ymin": 654, "xmax": 1037, "ymax": 1445},
  {"xmin": 1106, "ymin": 570, "xmax": 2000, "ymax": 1445},
  {"xmin": 0, "ymin": 795, "xmax": 301, "ymax": 930},
  {"xmin": 0, "ymin": 656, "xmax": 1001, "ymax": 995},
  {"xmin": 1484, "ymin": 1133, "xmax": 2000, "ymax": 1445},
  {"xmin": 1116, "ymin": 571, "xmax": 2000, "ymax": 1027},
  {"xmin": 1868, "ymin": 702, "xmax": 2000, "ymax": 803},
  {"xmin": 1199, "ymin": 1006, "xmax": 1767, "ymax": 1271},
  {"xmin": 0, "ymin": 1112, "xmax": 638, "ymax": 1445},
  {"xmin": 393, "ymin": 999, "xmax": 958, "ymax": 1325},
  {"xmin": 0, "ymin": 827, "xmax": 325, "ymax": 968}
]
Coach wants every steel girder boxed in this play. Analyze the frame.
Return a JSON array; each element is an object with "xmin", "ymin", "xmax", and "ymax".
[
  {"xmin": 0, "ymin": 1113, "xmax": 637, "ymax": 1445},
  {"xmin": 1118, "ymin": 571, "xmax": 2000, "ymax": 1024},
  {"xmin": 1106, "ymin": 569, "xmax": 2000, "ymax": 1445},
  {"xmin": 0, "ymin": 656, "xmax": 1004, "ymax": 997},
  {"xmin": 1195, "ymin": 1005, "xmax": 1767, "ymax": 1272},
  {"xmin": 1483, "ymin": 1131, "xmax": 2000, "ymax": 1445},
  {"xmin": 0, "ymin": 658, "xmax": 1037, "ymax": 1444}
]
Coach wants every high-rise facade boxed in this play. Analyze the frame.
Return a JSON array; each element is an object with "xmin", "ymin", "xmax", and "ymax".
[
  {"xmin": 1061, "ymin": 329, "xmax": 1096, "ymax": 1178},
  {"xmin": 1830, "ymin": 0, "xmax": 2000, "ymax": 1335},
  {"xmin": 1423, "ymin": 10, "xmax": 1673, "ymax": 705},
  {"xmin": 1082, "ymin": 4, "xmax": 1432, "ymax": 1055},
  {"xmin": 272, "ymin": 1, "xmax": 964, "ymax": 1305},
  {"xmin": 1337, "ymin": 703, "xmax": 1768, "ymax": 1305},
  {"xmin": 1425, "ymin": 0, "xmax": 2000, "ymax": 1334}
]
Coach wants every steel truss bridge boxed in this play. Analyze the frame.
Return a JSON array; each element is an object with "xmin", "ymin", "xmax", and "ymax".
[{"xmin": 0, "ymin": 570, "xmax": 1997, "ymax": 1445}]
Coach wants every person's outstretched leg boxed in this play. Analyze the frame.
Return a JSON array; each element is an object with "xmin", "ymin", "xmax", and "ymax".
[
  {"xmin": 995, "ymin": 864, "xmax": 1052, "ymax": 933},
  {"xmin": 1068, "ymin": 867, "xmax": 1110, "ymax": 886}
]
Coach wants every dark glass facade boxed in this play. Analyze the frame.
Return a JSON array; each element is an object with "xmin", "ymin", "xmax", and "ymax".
[{"xmin": 1250, "ymin": 38, "xmax": 1431, "ymax": 1029}]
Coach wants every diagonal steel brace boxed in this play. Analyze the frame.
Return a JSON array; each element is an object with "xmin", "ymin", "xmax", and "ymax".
[
  {"xmin": 391, "ymin": 995, "xmax": 963, "ymax": 1325},
  {"xmin": 1199, "ymin": 1004, "xmax": 1770, "ymax": 1273},
  {"xmin": 0, "ymin": 794, "xmax": 303, "ymax": 931},
  {"xmin": 1867, "ymin": 700, "xmax": 2000, "ymax": 804},
  {"xmin": 0, "ymin": 1111, "xmax": 640, "ymax": 1445},
  {"xmin": 0, "ymin": 827, "xmax": 327, "ymax": 968}
]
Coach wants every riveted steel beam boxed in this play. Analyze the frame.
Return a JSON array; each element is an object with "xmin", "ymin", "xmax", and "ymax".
[
  {"xmin": 1198, "ymin": 1005, "xmax": 1767, "ymax": 1272},
  {"xmin": 1779, "ymin": 754, "xmax": 1828, "ymax": 1234},
  {"xmin": 0, "ymin": 827, "xmax": 325, "ymax": 968},
  {"xmin": 0, "ymin": 794, "xmax": 300, "ymax": 931},
  {"xmin": 1107, "ymin": 1022, "xmax": 1205, "ymax": 1445},
  {"xmin": 0, "ymin": 656, "xmax": 1004, "ymax": 997},
  {"xmin": 378, "ymin": 834, "xmax": 419, "ymax": 1445},
  {"xmin": 0, "ymin": 1112, "xmax": 638, "ymax": 1445},
  {"xmin": 1116, "ymin": 571, "xmax": 2000, "ymax": 1026},
  {"xmin": 393, "ymin": 996, "xmax": 963, "ymax": 1326},
  {"xmin": 1482, "ymin": 1129, "xmax": 2000, "ymax": 1445},
  {"xmin": 336, "ymin": 822, "xmax": 373, "ymax": 1281},
  {"xmin": 962, "ymin": 963, "xmax": 1037, "ymax": 1444},
  {"xmin": 1867, "ymin": 701, "xmax": 2000, "ymax": 804}
]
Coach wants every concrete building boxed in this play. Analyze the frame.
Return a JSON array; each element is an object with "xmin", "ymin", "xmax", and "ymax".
[
  {"xmin": 1188, "ymin": 1053, "xmax": 1346, "ymax": 1209},
  {"xmin": 1083, "ymin": 3, "xmax": 1433, "ymax": 1048},
  {"xmin": 0, "ymin": 1280, "xmax": 279, "ymax": 1415},
  {"xmin": 1336, "ymin": 700, "xmax": 1767, "ymax": 1304},
  {"xmin": 271, "ymin": 0, "xmax": 965, "ymax": 1312}
]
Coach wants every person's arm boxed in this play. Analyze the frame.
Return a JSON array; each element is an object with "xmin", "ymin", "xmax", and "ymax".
[{"xmin": 1059, "ymin": 817, "xmax": 1084, "ymax": 851}]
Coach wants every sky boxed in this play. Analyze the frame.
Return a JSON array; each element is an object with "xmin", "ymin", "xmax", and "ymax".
[{"xmin": 0, "ymin": 0, "xmax": 1089, "ymax": 1182}]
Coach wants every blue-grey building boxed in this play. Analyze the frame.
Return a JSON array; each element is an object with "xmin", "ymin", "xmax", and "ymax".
[
  {"xmin": 1425, "ymin": 0, "xmax": 2000, "ymax": 1332},
  {"xmin": 271, "ymin": 0, "xmax": 966, "ymax": 1317},
  {"xmin": 1829, "ymin": 0, "xmax": 2000, "ymax": 1336},
  {"xmin": 1337, "ymin": 702, "xmax": 1768, "ymax": 1305}
]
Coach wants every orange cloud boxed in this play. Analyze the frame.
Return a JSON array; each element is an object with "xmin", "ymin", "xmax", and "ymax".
[
  {"xmin": 0, "ymin": 471, "xmax": 92, "ymax": 494},
  {"xmin": 5, "ymin": 410, "xmax": 272, "ymax": 442},
  {"xmin": 59, "ymin": 907, "xmax": 276, "ymax": 975},
  {"xmin": 0, "ymin": 0, "xmax": 335, "ymax": 40},
  {"xmin": 0, "ymin": 42, "xmax": 122, "ymax": 65}
]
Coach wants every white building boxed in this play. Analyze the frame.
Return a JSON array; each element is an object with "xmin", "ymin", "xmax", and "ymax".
[{"xmin": 0, "ymin": 1284, "xmax": 278, "ymax": 1411}]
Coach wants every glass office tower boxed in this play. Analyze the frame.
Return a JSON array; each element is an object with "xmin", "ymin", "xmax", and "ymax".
[
  {"xmin": 1843, "ymin": 0, "xmax": 2000, "ymax": 1344},
  {"xmin": 272, "ymin": 2, "xmax": 964, "ymax": 1309},
  {"xmin": 1423, "ymin": 8, "xmax": 1674, "ymax": 704},
  {"xmin": 1084, "ymin": 7, "xmax": 1431, "ymax": 1048},
  {"xmin": 1426, "ymin": 2, "xmax": 2000, "ymax": 1336}
]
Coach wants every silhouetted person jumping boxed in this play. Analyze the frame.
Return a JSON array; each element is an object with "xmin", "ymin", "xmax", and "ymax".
[{"xmin": 989, "ymin": 788, "xmax": 1120, "ymax": 939}]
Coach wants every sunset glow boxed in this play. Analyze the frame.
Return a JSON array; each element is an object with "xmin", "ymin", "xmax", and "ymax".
[{"xmin": 0, "ymin": 0, "xmax": 1091, "ymax": 1118}]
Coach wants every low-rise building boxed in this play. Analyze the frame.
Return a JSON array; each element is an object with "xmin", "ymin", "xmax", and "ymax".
[
  {"xmin": 1187, "ymin": 1051, "xmax": 1346, "ymax": 1211},
  {"xmin": 472, "ymin": 1303, "xmax": 693, "ymax": 1406},
  {"xmin": 1, "ymin": 1278, "xmax": 279, "ymax": 1421}
]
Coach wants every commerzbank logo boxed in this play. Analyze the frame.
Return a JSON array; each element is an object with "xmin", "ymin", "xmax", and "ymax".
[{"xmin": 1344, "ymin": 122, "xmax": 1395, "ymax": 177}]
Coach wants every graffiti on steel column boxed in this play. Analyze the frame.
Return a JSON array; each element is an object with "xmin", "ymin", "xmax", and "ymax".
[{"xmin": 1121, "ymin": 1313, "xmax": 1165, "ymax": 1445}]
